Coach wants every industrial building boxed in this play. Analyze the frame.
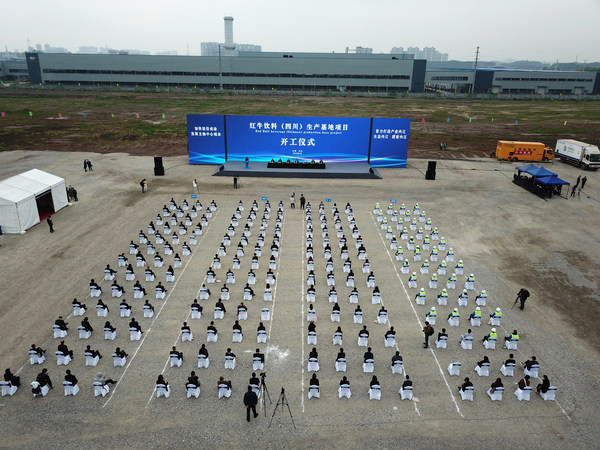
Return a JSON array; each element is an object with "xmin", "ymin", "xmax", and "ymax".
[
  {"xmin": 426, "ymin": 67, "xmax": 600, "ymax": 95},
  {"xmin": 24, "ymin": 51, "xmax": 426, "ymax": 93}
]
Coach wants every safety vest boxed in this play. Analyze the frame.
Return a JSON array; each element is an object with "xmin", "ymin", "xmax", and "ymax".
[
  {"xmin": 489, "ymin": 332, "xmax": 497, "ymax": 339},
  {"xmin": 427, "ymin": 309, "xmax": 436, "ymax": 317},
  {"xmin": 426, "ymin": 219, "xmax": 432, "ymax": 227},
  {"xmin": 473, "ymin": 310, "xmax": 481, "ymax": 318},
  {"xmin": 423, "ymin": 237, "xmax": 430, "ymax": 245},
  {"xmin": 422, "ymin": 261, "xmax": 429, "ymax": 268},
  {"xmin": 456, "ymin": 262, "xmax": 464, "ymax": 269},
  {"xmin": 409, "ymin": 274, "xmax": 418, "ymax": 282},
  {"xmin": 430, "ymin": 274, "xmax": 437, "ymax": 281},
  {"xmin": 438, "ymin": 292, "xmax": 448, "ymax": 299},
  {"xmin": 440, "ymin": 238, "xmax": 446, "ymax": 245},
  {"xmin": 417, "ymin": 290, "xmax": 426, "ymax": 298},
  {"xmin": 494, "ymin": 311, "xmax": 502, "ymax": 318},
  {"xmin": 467, "ymin": 275, "xmax": 475, "ymax": 283},
  {"xmin": 450, "ymin": 311, "xmax": 459, "ymax": 318},
  {"xmin": 408, "ymin": 239, "xmax": 415, "ymax": 246},
  {"xmin": 510, "ymin": 333, "xmax": 519, "ymax": 340},
  {"xmin": 387, "ymin": 227, "xmax": 393, "ymax": 234},
  {"xmin": 396, "ymin": 249, "xmax": 403, "ymax": 256},
  {"xmin": 447, "ymin": 249, "xmax": 454, "ymax": 256},
  {"xmin": 431, "ymin": 248, "xmax": 438, "ymax": 255},
  {"xmin": 402, "ymin": 260, "xmax": 409, "ymax": 268},
  {"xmin": 477, "ymin": 293, "xmax": 487, "ymax": 301},
  {"xmin": 375, "ymin": 203, "xmax": 380, "ymax": 210},
  {"xmin": 382, "ymin": 218, "xmax": 388, "ymax": 225},
  {"xmin": 449, "ymin": 275, "xmax": 457, "ymax": 282},
  {"xmin": 439, "ymin": 261, "xmax": 447, "ymax": 269},
  {"xmin": 414, "ymin": 204, "xmax": 419, "ymax": 212},
  {"xmin": 414, "ymin": 248, "xmax": 421, "ymax": 255}
]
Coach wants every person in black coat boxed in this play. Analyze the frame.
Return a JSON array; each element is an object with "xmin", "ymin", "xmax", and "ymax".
[{"xmin": 243, "ymin": 386, "xmax": 259, "ymax": 422}]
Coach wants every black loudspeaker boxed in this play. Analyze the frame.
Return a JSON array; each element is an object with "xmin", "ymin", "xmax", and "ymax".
[
  {"xmin": 154, "ymin": 156, "xmax": 164, "ymax": 176},
  {"xmin": 425, "ymin": 161, "xmax": 436, "ymax": 180}
]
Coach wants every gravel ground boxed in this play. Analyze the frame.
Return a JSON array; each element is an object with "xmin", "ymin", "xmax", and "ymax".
[{"xmin": 0, "ymin": 151, "xmax": 598, "ymax": 449}]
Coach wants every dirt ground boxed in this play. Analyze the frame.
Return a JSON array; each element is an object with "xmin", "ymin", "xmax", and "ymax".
[{"xmin": 0, "ymin": 151, "xmax": 599, "ymax": 449}]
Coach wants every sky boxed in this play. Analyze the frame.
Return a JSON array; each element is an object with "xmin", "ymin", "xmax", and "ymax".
[{"xmin": 3, "ymin": 0, "xmax": 600, "ymax": 62}]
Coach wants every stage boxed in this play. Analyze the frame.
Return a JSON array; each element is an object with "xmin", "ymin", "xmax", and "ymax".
[{"xmin": 212, "ymin": 161, "xmax": 381, "ymax": 179}]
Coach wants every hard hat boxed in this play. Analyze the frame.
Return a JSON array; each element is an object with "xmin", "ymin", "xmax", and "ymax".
[
  {"xmin": 476, "ymin": 307, "xmax": 480, "ymax": 311},
  {"xmin": 425, "ymin": 259, "xmax": 429, "ymax": 262},
  {"xmin": 420, "ymin": 288, "xmax": 425, "ymax": 292},
  {"xmin": 492, "ymin": 328, "xmax": 496, "ymax": 332},
  {"xmin": 496, "ymin": 307, "xmax": 501, "ymax": 312},
  {"xmin": 482, "ymin": 290, "xmax": 486, "ymax": 293},
  {"xmin": 470, "ymin": 273, "xmax": 474, "ymax": 276},
  {"xmin": 453, "ymin": 308, "xmax": 458, "ymax": 311},
  {"xmin": 459, "ymin": 259, "xmax": 463, "ymax": 263},
  {"xmin": 432, "ymin": 307, "xmax": 436, "ymax": 310},
  {"xmin": 412, "ymin": 272, "xmax": 416, "ymax": 275},
  {"xmin": 442, "ymin": 288, "xmax": 447, "ymax": 292},
  {"xmin": 452, "ymin": 273, "xmax": 456, "ymax": 276}
]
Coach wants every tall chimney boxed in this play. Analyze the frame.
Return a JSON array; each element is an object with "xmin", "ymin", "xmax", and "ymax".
[{"xmin": 224, "ymin": 16, "xmax": 235, "ymax": 56}]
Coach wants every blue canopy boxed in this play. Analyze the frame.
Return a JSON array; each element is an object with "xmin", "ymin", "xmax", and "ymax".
[
  {"xmin": 536, "ymin": 175, "xmax": 570, "ymax": 186},
  {"xmin": 515, "ymin": 163, "xmax": 538, "ymax": 173},
  {"xmin": 527, "ymin": 166, "xmax": 556, "ymax": 178}
]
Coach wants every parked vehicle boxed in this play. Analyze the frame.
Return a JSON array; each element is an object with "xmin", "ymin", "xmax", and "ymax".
[
  {"xmin": 555, "ymin": 139, "xmax": 600, "ymax": 170},
  {"xmin": 494, "ymin": 141, "xmax": 554, "ymax": 162}
]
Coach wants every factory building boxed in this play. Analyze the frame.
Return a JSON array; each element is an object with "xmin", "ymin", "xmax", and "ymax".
[{"xmin": 25, "ymin": 51, "xmax": 426, "ymax": 93}]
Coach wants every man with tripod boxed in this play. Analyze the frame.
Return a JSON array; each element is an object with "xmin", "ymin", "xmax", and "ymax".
[{"xmin": 244, "ymin": 386, "xmax": 259, "ymax": 422}]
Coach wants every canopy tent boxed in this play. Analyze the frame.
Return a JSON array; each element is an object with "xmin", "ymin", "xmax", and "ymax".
[
  {"xmin": 515, "ymin": 163, "xmax": 539, "ymax": 173},
  {"xmin": 536, "ymin": 175, "xmax": 570, "ymax": 186},
  {"xmin": 525, "ymin": 166, "xmax": 556, "ymax": 178},
  {"xmin": 0, "ymin": 169, "xmax": 68, "ymax": 234}
]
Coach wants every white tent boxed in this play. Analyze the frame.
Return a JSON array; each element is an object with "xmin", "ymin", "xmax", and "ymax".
[{"xmin": 0, "ymin": 169, "xmax": 68, "ymax": 234}]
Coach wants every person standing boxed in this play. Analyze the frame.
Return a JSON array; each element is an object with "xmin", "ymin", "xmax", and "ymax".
[
  {"xmin": 245, "ymin": 157, "xmax": 249, "ymax": 169},
  {"xmin": 233, "ymin": 176, "xmax": 238, "ymax": 189},
  {"xmin": 517, "ymin": 288, "xmax": 530, "ymax": 310},
  {"xmin": 423, "ymin": 321, "xmax": 434, "ymax": 348},
  {"xmin": 83, "ymin": 159, "xmax": 88, "ymax": 172},
  {"xmin": 87, "ymin": 160, "xmax": 93, "ymax": 171},
  {"xmin": 300, "ymin": 194, "xmax": 306, "ymax": 209},
  {"xmin": 581, "ymin": 176, "xmax": 587, "ymax": 189},
  {"xmin": 140, "ymin": 179, "xmax": 147, "ymax": 194},
  {"xmin": 47, "ymin": 216, "xmax": 54, "ymax": 233},
  {"xmin": 243, "ymin": 385, "xmax": 259, "ymax": 421},
  {"xmin": 290, "ymin": 192, "xmax": 296, "ymax": 209},
  {"xmin": 193, "ymin": 179, "xmax": 198, "ymax": 193}
]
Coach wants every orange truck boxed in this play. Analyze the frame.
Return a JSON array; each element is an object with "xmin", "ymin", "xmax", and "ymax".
[{"xmin": 494, "ymin": 141, "xmax": 554, "ymax": 162}]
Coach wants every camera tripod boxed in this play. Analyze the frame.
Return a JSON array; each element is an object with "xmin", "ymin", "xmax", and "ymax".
[
  {"xmin": 259, "ymin": 372, "xmax": 272, "ymax": 416},
  {"xmin": 268, "ymin": 387, "xmax": 296, "ymax": 429}
]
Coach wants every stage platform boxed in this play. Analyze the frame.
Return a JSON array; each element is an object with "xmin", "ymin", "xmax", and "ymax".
[{"xmin": 213, "ymin": 162, "xmax": 381, "ymax": 179}]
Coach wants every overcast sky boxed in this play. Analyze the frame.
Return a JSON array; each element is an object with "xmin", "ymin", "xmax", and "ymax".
[{"xmin": 3, "ymin": 0, "xmax": 600, "ymax": 62}]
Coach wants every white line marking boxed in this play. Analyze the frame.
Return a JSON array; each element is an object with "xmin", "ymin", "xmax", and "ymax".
[
  {"xmin": 371, "ymin": 213, "xmax": 463, "ymax": 418},
  {"xmin": 103, "ymin": 210, "xmax": 219, "ymax": 408}
]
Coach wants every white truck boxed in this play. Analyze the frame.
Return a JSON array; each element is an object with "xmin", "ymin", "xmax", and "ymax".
[{"xmin": 555, "ymin": 139, "xmax": 600, "ymax": 170}]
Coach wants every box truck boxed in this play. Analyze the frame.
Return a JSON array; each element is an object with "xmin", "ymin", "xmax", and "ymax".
[
  {"xmin": 555, "ymin": 139, "xmax": 600, "ymax": 170},
  {"xmin": 495, "ymin": 141, "xmax": 554, "ymax": 162}
]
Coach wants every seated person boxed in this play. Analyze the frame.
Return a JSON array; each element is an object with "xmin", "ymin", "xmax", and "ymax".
[
  {"xmin": 536, "ymin": 375, "xmax": 550, "ymax": 394},
  {"xmin": 459, "ymin": 377, "xmax": 473, "ymax": 392},
  {"xmin": 518, "ymin": 375, "xmax": 531, "ymax": 390},
  {"xmin": 249, "ymin": 372, "xmax": 260, "ymax": 387},
  {"xmin": 114, "ymin": 347, "xmax": 128, "ymax": 359},
  {"xmin": 57, "ymin": 340, "xmax": 73, "ymax": 358},
  {"xmin": 129, "ymin": 318, "xmax": 142, "ymax": 333},
  {"xmin": 490, "ymin": 377, "xmax": 503, "ymax": 392},
  {"xmin": 477, "ymin": 355, "xmax": 490, "ymax": 367},
  {"xmin": 170, "ymin": 346, "xmax": 183, "ymax": 361},
  {"xmin": 522, "ymin": 356, "xmax": 539, "ymax": 371},
  {"xmin": 505, "ymin": 353, "xmax": 516, "ymax": 366},
  {"xmin": 85, "ymin": 345, "xmax": 102, "ymax": 359},
  {"xmin": 64, "ymin": 369, "xmax": 78, "ymax": 386},
  {"xmin": 402, "ymin": 375, "xmax": 413, "ymax": 389},
  {"xmin": 4, "ymin": 368, "xmax": 21, "ymax": 387},
  {"xmin": 36, "ymin": 368, "xmax": 53, "ymax": 389},
  {"xmin": 80, "ymin": 317, "xmax": 93, "ymax": 333},
  {"xmin": 187, "ymin": 371, "xmax": 200, "ymax": 388},
  {"xmin": 94, "ymin": 371, "xmax": 116, "ymax": 387},
  {"xmin": 55, "ymin": 316, "xmax": 68, "ymax": 331}
]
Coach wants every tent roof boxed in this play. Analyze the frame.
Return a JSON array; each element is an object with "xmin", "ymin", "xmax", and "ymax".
[
  {"xmin": 20, "ymin": 169, "xmax": 64, "ymax": 187},
  {"xmin": 536, "ymin": 175, "xmax": 570, "ymax": 185},
  {"xmin": 0, "ymin": 182, "xmax": 35, "ymax": 204},
  {"xmin": 1, "ymin": 173, "xmax": 49, "ymax": 196},
  {"xmin": 527, "ymin": 166, "xmax": 556, "ymax": 178},
  {"xmin": 515, "ymin": 163, "xmax": 539, "ymax": 172}
]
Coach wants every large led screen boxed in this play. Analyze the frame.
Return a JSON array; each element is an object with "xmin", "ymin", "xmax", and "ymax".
[{"xmin": 187, "ymin": 114, "xmax": 410, "ymax": 167}]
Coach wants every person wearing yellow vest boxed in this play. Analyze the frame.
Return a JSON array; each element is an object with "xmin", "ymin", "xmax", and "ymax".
[
  {"xmin": 488, "ymin": 307, "xmax": 502, "ymax": 325},
  {"xmin": 425, "ymin": 307, "xmax": 437, "ymax": 322},
  {"xmin": 469, "ymin": 307, "xmax": 482, "ymax": 320},
  {"xmin": 482, "ymin": 328, "xmax": 498, "ymax": 343},
  {"xmin": 503, "ymin": 330, "xmax": 519, "ymax": 347}
]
